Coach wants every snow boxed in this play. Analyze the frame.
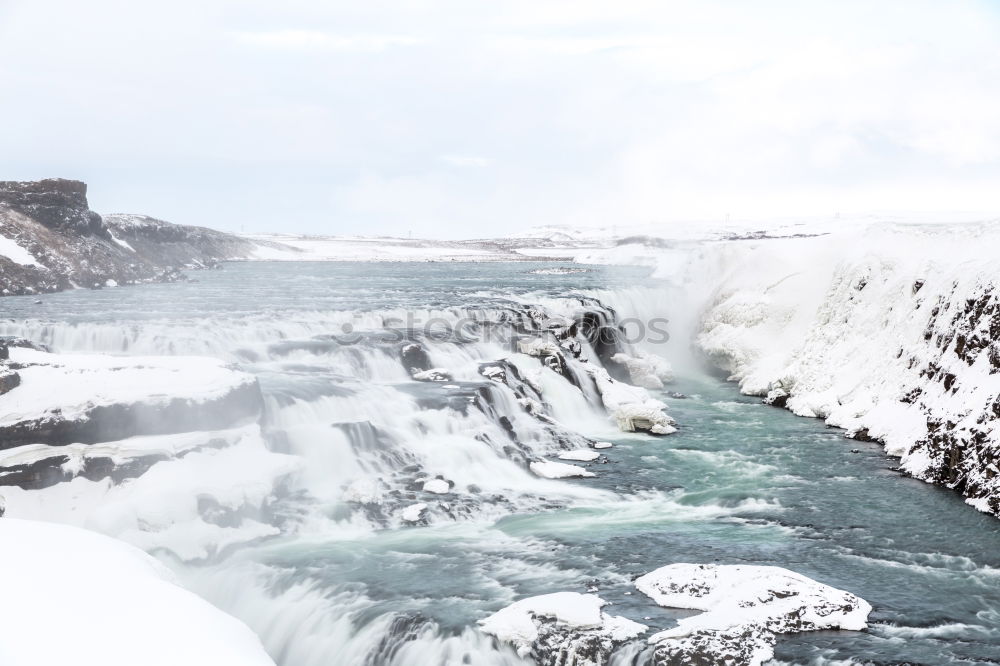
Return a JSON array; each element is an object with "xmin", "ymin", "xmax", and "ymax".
[
  {"xmin": 635, "ymin": 563, "xmax": 871, "ymax": 666},
  {"xmin": 400, "ymin": 503, "xmax": 427, "ymax": 522},
  {"xmin": 0, "ymin": 518, "xmax": 275, "ymax": 666},
  {"xmin": 481, "ymin": 365, "xmax": 506, "ymax": 380},
  {"xmin": 691, "ymin": 222, "xmax": 1000, "ymax": 514},
  {"xmin": 411, "ymin": 367, "xmax": 452, "ymax": 382},
  {"xmin": 593, "ymin": 441, "xmax": 613, "ymax": 449},
  {"xmin": 517, "ymin": 338, "xmax": 563, "ymax": 358},
  {"xmin": 557, "ymin": 449, "xmax": 600, "ymax": 462},
  {"xmin": 613, "ymin": 403, "xmax": 678, "ymax": 435},
  {"xmin": 478, "ymin": 592, "xmax": 646, "ymax": 659},
  {"xmin": 422, "ymin": 478, "xmax": 451, "ymax": 494},
  {"xmin": 108, "ymin": 230, "xmax": 134, "ymax": 252},
  {"xmin": 610, "ymin": 350, "xmax": 673, "ymax": 389},
  {"xmin": 585, "ymin": 365, "xmax": 676, "ymax": 435},
  {"xmin": 530, "ymin": 459, "xmax": 596, "ymax": 478},
  {"xmin": 0, "ymin": 424, "xmax": 258, "ymax": 478},
  {"xmin": 0, "ymin": 347, "xmax": 258, "ymax": 428},
  {"xmin": 243, "ymin": 234, "xmax": 559, "ymax": 262},
  {"xmin": 1, "ymin": 425, "xmax": 298, "ymax": 561},
  {"xmin": 529, "ymin": 267, "xmax": 590, "ymax": 275},
  {"xmin": 0, "ymin": 233, "xmax": 41, "ymax": 267},
  {"xmin": 342, "ymin": 477, "xmax": 383, "ymax": 504}
]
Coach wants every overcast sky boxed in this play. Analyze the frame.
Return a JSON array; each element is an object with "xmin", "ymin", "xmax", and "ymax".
[{"xmin": 2, "ymin": 0, "xmax": 1000, "ymax": 237}]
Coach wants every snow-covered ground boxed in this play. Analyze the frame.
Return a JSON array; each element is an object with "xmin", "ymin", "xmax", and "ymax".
[
  {"xmin": 242, "ymin": 233, "xmax": 596, "ymax": 262},
  {"xmin": 0, "ymin": 347, "xmax": 260, "ymax": 434},
  {"xmin": 0, "ymin": 518, "xmax": 275, "ymax": 666}
]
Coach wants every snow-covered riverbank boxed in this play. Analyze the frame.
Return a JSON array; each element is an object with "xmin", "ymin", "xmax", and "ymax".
[{"xmin": 576, "ymin": 220, "xmax": 1000, "ymax": 516}]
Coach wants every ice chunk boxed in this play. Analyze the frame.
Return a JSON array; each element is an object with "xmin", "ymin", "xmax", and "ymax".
[{"xmin": 529, "ymin": 460, "xmax": 596, "ymax": 478}]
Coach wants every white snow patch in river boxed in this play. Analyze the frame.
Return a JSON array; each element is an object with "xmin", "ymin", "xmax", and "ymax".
[{"xmin": 530, "ymin": 460, "xmax": 596, "ymax": 479}]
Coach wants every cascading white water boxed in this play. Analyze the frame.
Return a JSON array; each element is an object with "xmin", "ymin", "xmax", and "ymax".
[
  {"xmin": 0, "ymin": 267, "xmax": 684, "ymax": 665},
  {"xmin": 7, "ymin": 261, "xmax": 1000, "ymax": 665}
]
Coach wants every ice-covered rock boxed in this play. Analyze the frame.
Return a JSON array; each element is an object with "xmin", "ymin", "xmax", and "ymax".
[
  {"xmin": 635, "ymin": 563, "xmax": 872, "ymax": 666},
  {"xmin": 0, "ymin": 518, "xmax": 275, "ymax": 666},
  {"xmin": 613, "ymin": 404, "xmax": 678, "ymax": 435},
  {"xmin": 530, "ymin": 460, "xmax": 596, "ymax": 479},
  {"xmin": 0, "ymin": 367, "xmax": 19, "ymax": 395},
  {"xmin": 480, "ymin": 364, "xmax": 506, "ymax": 382},
  {"xmin": 343, "ymin": 477, "xmax": 383, "ymax": 504},
  {"xmin": 422, "ymin": 478, "xmax": 451, "ymax": 494},
  {"xmin": 478, "ymin": 592, "xmax": 646, "ymax": 664},
  {"xmin": 763, "ymin": 384, "xmax": 789, "ymax": 408},
  {"xmin": 557, "ymin": 449, "xmax": 600, "ymax": 462},
  {"xmin": 585, "ymin": 365, "xmax": 676, "ymax": 435},
  {"xmin": 594, "ymin": 441, "xmax": 613, "ymax": 449},
  {"xmin": 400, "ymin": 502, "xmax": 427, "ymax": 522},
  {"xmin": 611, "ymin": 350, "xmax": 673, "ymax": 389},
  {"xmin": 411, "ymin": 367, "xmax": 453, "ymax": 382},
  {"xmin": 517, "ymin": 337, "xmax": 571, "ymax": 378}
]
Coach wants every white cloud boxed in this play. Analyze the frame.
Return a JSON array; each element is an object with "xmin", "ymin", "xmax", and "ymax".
[
  {"xmin": 439, "ymin": 155, "xmax": 493, "ymax": 168},
  {"xmin": 228, "ymin": 30, "xmax": 423, "ymax": 52},
  {"xmin": 0, "ymin": 0, "xmax": 999, "ymax": 235}
]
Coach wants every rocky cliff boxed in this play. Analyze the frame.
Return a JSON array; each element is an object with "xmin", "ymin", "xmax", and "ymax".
[{"xmin": 0, "ymin": 178, "xmax": 278, "ymax": 296}]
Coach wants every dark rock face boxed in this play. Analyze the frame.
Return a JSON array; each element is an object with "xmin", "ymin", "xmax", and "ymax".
[
  {"xmin": 530, "ymin": 618, "xmax": 632, "ymax": 666},
  {"xmin": 400, "ymin": 343, "xmax": 432, "ymax": 374},
  {"xmin": 0, "ymin": 179, "xmax": 270, "ymax": 297},
  {"xmin": 651, "ymin": 628, "xmax": 770, "ymax": 666},
  {"xmin": 0, "ymin": 179, "xmax": 107, "ymax": 237},
  {"xmin": 0, "ymin": 369, "xmax": 20, "ymax": 395},
  {"xmin": 906, "ymin": 284, "xmax": 1000, "ymax": 514},
  {"xmin": 576, "ymin": 308, "xmax": 630, "ymax": 381},
  {"xmin": 103, "ymin": 214, "xmax": 266, "ymax": 269}
]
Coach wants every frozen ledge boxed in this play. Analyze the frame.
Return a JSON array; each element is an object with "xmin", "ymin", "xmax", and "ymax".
[
  {"xmin": 0, "ymin": 347, "xmax": 262, "ymax": 448},
  {"xmin": 0, "ymin": 518, "xmax": 275, "ymax": 666}
]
